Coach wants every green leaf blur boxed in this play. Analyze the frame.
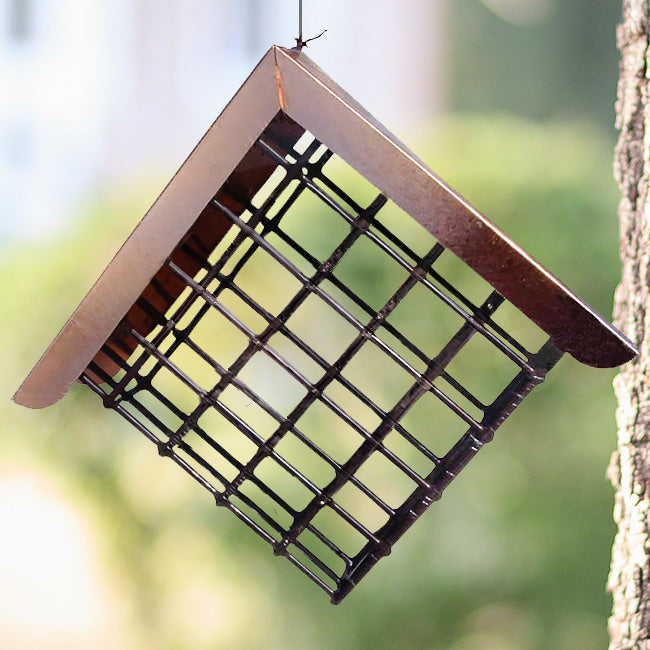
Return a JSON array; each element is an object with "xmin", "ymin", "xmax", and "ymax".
[{"xmin": 3, "ymin": 114, "xmax": 620, "ymax": 649}]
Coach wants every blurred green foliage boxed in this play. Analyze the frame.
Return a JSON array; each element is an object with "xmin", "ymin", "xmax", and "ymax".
[
  {"xmin": 2, "ymin": 113, "xmax": 621, "ymax": 649},
  {"xmin": 450, "ymin": 0, "xmax": 621, "ymax": 131}
]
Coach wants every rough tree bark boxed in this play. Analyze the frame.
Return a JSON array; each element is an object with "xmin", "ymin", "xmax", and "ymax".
[{"xmin": 608, "ymin": 2, "xmax": 650, "ymax": 648}]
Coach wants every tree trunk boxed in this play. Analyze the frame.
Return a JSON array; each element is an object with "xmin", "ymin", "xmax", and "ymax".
[{"xmin": 608, "ymin": 2, "xmax": 650, "ymax": 648}]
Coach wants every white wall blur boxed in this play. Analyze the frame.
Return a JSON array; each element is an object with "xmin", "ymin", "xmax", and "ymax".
[{"xmin": 0, "ymin": 0, "xmax": 448, "ymax": 241}]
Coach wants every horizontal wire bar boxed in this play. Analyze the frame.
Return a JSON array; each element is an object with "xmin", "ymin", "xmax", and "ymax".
[
  {"xmin": 283, "ymin": 549, "xmax": 337, "ymax": 594},
  {"xmin": 305, "ymin": 524, "xmax": 354, "ymax": 568},
  {"xmin": 213, "ymin": 274, "xmax": 442, "ymax": 468},
  {"xmin": 258, "ymin": 136, "xmax": 534, "ymax": 371},
  {"xmin": 228, "ymin": 490, "xmax": 287, "ymax": 539},
  {"xmin": 180, "ymin": 332, "xmax": 396, "ymax": 516},
  {"xmin": 169, "ymin": 253, "xmax": 436, "ymax": 489},
  {"xmin": 209, "ymin": 200, "xmax": 486, "ymax": 429},
  {"xmin": 288, "ymin": 537, "xmax": 343, "ymax": 582},
  {"xmin": 176, "ymin": 439, "xmax": 232, "ymax": 490}
]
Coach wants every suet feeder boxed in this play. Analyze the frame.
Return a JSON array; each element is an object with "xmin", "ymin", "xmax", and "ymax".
[{"xmin": 14, "ymin": 47, "xmax": 637, "ymax": 604}]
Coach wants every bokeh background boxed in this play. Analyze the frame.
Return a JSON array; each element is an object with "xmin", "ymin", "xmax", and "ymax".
[{"xmin": 1, "ymin": 0, "xmax": 624, "ymax": 648}]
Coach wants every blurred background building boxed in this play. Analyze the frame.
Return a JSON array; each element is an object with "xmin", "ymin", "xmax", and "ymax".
[{"xmin": 0, "ymin": 0, "xmax": 446, "ymax": 239}]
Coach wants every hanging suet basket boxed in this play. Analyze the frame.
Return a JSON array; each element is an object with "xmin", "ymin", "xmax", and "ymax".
[{"xmin": 14, "ymin": 46, "xmax": 637, "ymax": 604}]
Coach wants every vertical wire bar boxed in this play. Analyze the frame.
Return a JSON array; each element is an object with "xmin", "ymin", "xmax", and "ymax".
[
  {"xmin": 162, "ymin": 193, "xmax": 387, "ymax": 458},
  {"xmin": 331, "ymin": 338, "xmax": 564, "ymax": 604},
  {"xmin": 206, "ymin": 195, "xmax": 388, "ymax": 493},
  {"xmin": 275, "ymin": 291, "xmax": 504, "ymax": 556},
  {"xmin": 144, "ymin": 140, "xmax": 327, "ymax": 388}
]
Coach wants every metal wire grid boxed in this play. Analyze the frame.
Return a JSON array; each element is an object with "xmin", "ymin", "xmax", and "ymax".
[{"xmin": 80, "ymin": 127, "xmax": 564, "ymax": 604}]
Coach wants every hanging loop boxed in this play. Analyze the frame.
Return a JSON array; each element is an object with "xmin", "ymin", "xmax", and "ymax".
[{"xmin": 295, "ymin": 0, "xmax": 327, "ymax": 50}]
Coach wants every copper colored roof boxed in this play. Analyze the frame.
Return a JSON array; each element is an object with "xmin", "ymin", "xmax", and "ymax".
[{"xmin": 14, "ymin": 46, "xmax": 636, "ymax": 409}]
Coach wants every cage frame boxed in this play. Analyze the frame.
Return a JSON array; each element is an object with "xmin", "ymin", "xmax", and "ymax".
[{"xmin": 12, "ymin": 45, "xmax": 639, "ymax": 605}]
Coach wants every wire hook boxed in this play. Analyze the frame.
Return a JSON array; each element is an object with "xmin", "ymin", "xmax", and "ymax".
[{"xmin": 295, "ymin": 0, "xmax": 326, "ymax": 51}]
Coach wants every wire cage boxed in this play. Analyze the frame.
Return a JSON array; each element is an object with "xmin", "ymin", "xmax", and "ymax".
[{"xmin": 14, "ymin": 47, "xmax": 636, "ymax": 604}]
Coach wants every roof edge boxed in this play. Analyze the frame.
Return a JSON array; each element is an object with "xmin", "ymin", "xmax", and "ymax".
[
  {"xmin": 274, "ymin": 47, "xmax": 637, "ymax": 368},
  {"xmin": 14, "ymin": 47, "xmax": 283, "ymax": 409},
  {"xmin": 13, "ymin": 45, "xmax": 636, "ymax": 412}
]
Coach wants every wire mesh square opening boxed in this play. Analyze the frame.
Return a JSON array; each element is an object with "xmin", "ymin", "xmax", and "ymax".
[{"xmin": 76, "ymin": 111, "xmax": 570, "ymax": 604}]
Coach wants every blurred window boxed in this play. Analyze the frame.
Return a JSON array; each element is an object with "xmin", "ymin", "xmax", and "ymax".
[
  {"xmin": 243, "ymin": 0, "xmax": 261, "ymax": 54},
  {"xmin": 9, "ymin": 0, "xmax": 30, "ymax": 42}
]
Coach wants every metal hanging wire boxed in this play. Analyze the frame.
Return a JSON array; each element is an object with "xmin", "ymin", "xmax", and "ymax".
[{"xmin": 295, "ymin": 0, "xmax": 326, "ymax": 50}]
